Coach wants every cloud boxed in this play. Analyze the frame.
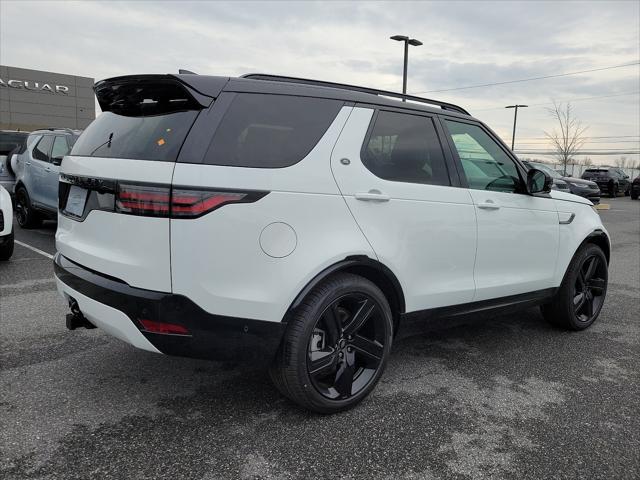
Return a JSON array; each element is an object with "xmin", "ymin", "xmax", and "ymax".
[{"xmin": 1, "ymin": 0, "xmax": 638, "ymax": 164}]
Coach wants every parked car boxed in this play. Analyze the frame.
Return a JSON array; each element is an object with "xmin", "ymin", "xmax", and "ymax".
[
  {"xmin": 631, "ymin": 175, "xmax": 640, "ymax": 200},
  {"xmin": 581, "ymin": 167, "xmax": 631, "ymax": 197},
  {"xmin": 13, "ymin": 128, "xmax": 81, "ymax": 228},
  {"xmin": 522, "ymin": 161, "xmax": 570, "ymax": 192},
  {"xmin": 524, "ymin": 162, "xmax": 600, "ymax": 204},
  {"xmin": 0, "ymin": 185, "xmax": 14, "ymax": 260},
  {"xmin": 55, "ymin": 73, "xmax": 610, "ymax": 413},
  {"xmin": 0, "ymin": 130, "xmax": 29, "ymax": 193}
]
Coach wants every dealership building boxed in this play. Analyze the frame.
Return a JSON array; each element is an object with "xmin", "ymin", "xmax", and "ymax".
[{"xmin": 0, "ymin": 65, "xmax": 95, "ymax": 132}]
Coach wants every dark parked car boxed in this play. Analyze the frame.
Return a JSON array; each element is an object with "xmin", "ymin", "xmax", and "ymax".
[
  {"xmin": 0, "ymin": 130, "xmax": 29, "ymax": 193},
  {"xmin": 631, "ymin": 176, "xmax": 640, "ymax": 200},
  {"xmin": 524, "ymin": 161, "xmax": 600, "ymax": 204},
  {"xmin": 581, "ymin": 167, "xmax": 631, "ymax": 197},
  {"xmin": 523, "ymin": 161, "xmax": 570, "ymax": 192}
]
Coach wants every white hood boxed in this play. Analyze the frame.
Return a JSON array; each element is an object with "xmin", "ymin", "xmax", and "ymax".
[{"xmin": 550, "ymin": 190, "xmax": 593, "ymax": 206}]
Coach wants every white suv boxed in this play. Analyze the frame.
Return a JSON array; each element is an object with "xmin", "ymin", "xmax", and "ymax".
[{"xmin": 55, "ymin": 74, "xmax": 610, "ymax": 413}]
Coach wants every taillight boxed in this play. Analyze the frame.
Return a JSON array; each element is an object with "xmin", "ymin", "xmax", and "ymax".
[
  {"xmin": 171, "ymin": 189, "xmax": 247, "ymax": 218},
  {"xmin": 116, "ymin": 183, "xmax": 171, "ymax": 217},
  {"xmin": 107, "ymin": 180, "xmax": 266, "ymax": 218}
]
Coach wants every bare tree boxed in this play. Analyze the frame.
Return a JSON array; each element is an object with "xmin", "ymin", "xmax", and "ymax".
[
  {"xmin": 582, "ymin": 156, "xmax": 593, "ymax": 166},
  {"xmin": 544, "ymin": 102, "xmax": 588, "ymax": 175},
  {"xmin": 615, "ymin": 156, "xmax": 628, "ymax": 169}
]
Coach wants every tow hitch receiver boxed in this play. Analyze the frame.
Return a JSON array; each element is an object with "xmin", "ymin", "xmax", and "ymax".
[{"xmin": 65, "ymin": 298, "xmax": 96, "ymax": 330}]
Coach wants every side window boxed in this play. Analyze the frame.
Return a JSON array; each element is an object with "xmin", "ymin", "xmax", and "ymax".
[
  {"xmin": 444, "ymin": 120, "xmax": 521, "ymax": 193},
  {"xmin": 203, "ymin": 93, "xmax": 343, "ymax": 168},
  {"xmin": 361, "ymin": 110, "xmax": 449, "ymax": 186},
  {"xmin": 51, "ymin": 136, "xmax": 71, "ymax": 161},
  {"xmin": 32, "ymin": 135, "xmax": 54, "ymax": 162}
]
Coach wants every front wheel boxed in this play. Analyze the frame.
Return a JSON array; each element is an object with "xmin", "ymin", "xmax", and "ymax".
[
  {"xmin": 541, "ymin": 243, "xmax": 608, "ymax": 330},
  {"xmin": 631, "ymin": 190, "xmax": 639, "ymax": 200},
  {"xmin": 270, "ymin": 273, "xmax": 393, "ymax": 413}
]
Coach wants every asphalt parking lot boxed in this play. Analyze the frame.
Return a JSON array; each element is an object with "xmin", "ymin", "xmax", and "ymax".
[{"xmin": 1, "ymin": 197, "xmax": 639, "ymax": 480}]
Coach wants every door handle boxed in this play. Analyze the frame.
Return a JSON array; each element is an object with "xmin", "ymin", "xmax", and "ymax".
[
  {"xmin": 25, "ymin": 161, "xmax": 31, "ymax": 165},
  {"xmin": 354, "ymin": 190, "xmax": 390, "ymax": 202},
  {"xmin": 45, "ymin": 167, "xmax": 51, "ymax": 172},
  {"xmin": 477, "ymin": 200, "xmax": 500, "ymax": 210}
]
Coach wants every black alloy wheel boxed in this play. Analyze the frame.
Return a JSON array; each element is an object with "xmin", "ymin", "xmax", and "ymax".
[
  {"xmin": 573, "ymin": 254, "xmax": 607, "ymax": 324},
  {"xmin": 541, "ymin": 243, "xmax": 608, "ymax": 330},
  {"xmin": 307, "ymin": 293, "xmax": 387, "ymax": 400},
  {"xmin": 15, "ymin": 187, "xmax": 41, "ymax": 229},
  {"xmin": 270, "ymin": 273, "xmax": 393, "ymax": 413},
  {"xmin": 609, "ymin": 182, "xmax": 618, "ymax": 198}
]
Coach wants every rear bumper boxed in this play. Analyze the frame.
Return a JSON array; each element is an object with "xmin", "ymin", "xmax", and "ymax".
[{"xmin": 53, "ymin": 253, "xmax": 286, "ymax": 363}]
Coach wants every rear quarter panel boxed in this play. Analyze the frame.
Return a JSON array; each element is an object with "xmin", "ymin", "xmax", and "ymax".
[{"xmin": 170, "ymin": 106, "xmax": 377, "ymax": 322}]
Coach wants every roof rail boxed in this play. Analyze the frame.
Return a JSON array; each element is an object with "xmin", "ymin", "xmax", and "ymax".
[
  {"xmin": 241, "ymin": 73, "xmax": 470, "ymax": 116},
  {"xmin": 38, "ymin": 127, "xmax": 80, "ymax": 134}
]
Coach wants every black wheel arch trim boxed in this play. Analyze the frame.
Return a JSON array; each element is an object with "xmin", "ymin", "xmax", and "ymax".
[
  {"xmin": 289, "ymin": 256, "xmax": 406, "ymax": 317},
  {"xmin": 584, "ymin": 229, "xmax": 611, "ymax": 264}
]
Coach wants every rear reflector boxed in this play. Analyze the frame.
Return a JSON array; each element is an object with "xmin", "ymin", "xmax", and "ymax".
[{"xmin": 139, "ymin": 319, "xmax": 190, "ymax": 335}]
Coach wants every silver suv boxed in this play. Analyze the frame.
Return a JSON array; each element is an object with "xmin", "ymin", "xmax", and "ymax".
[{"xmin": 13, "ymin": 128, "xmax": 81, "ymax": 228}]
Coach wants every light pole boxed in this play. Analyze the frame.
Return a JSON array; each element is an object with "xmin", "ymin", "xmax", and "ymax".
[
  {"xmin": 390, "ymin": 35, "xmax": 422, "ymax": 101},
  {"xmin": 505, "ymin": 104, "xmax": 528, "ymax": 150}
]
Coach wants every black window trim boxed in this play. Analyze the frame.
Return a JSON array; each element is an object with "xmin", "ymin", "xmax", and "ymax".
[
  {"xmin": 357, "ymin": 104, "xmax": 460, "ymax": 188},
  {"xmin": 439, "ymin": 115, "xmax": 531, "ymax": 195},
  {"xmin": 33, "ymin": 134, "xmax": 55, "ymax": 164}
]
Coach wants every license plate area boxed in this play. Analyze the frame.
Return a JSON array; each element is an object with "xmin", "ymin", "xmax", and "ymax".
[{"xmin": 63, "ymin": 185, "xmax": 89, "ymax": 218}]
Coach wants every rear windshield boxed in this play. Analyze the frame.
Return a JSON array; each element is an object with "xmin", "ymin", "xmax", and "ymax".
[
  {"xmin": 71, "ymin": 111, "xmax": 198, "ymax": 161},
  {"xmin": 0, "ymin": 132, "xmax": 28, "ymax": 155},
  {"xmin": 584, "ymin": 169, "xmax": 608, "ymax": 173},
  {"xmin": 71, "ymin": 79, "xmax": 203, "ymax": 162},
  {"xmin": 203, "ymin": 93, "xmax": 343, "ymax": 168}
]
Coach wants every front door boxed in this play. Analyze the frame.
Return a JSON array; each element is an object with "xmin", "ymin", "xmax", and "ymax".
[
  {"xmin": 331, "ymin": 107, "xmax": 477, "ymax": 313},
  {"xmin": 442, "ymin": 119, "xmax": 560, "ymax": 301}
]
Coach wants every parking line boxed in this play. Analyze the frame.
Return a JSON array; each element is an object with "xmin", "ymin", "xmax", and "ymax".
[{"xmin": 14, "ymin": 240, "xmax": 54, "ymax": 260}]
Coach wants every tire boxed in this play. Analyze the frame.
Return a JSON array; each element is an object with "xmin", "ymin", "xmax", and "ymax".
[
  {"xmin": 609, "ymin": 182, "xmax": 618, "ymax": 198},
  {"xmin": 270, "ymin": 273, "xmax": 393, "ymax": 413},
  {"xmin": 624, "ymin": 185, "xmax": 630, "ymax": 196},
  {"xmin": 631, "ymin": 190, "xmax": 639, "ymax": 200},
  {"xmin": 541, "ymin": 243, "xmax": 608, "ymax": 330},
  {"xmin": 0, "ymin": 232, "xmax": 14, "ymax": 261},
  {"xmin": 15, "ymin": 187, "xmax": 42, "ymax": 229}
]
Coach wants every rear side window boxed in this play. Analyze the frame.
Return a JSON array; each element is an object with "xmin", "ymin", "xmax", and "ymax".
[
  {"xmin": 33, "ymin": 135, "xmax": 53, "ymax": 162},
  {"xmin": 204, "ymin": 93, "xmax": 343, "ymax": 168},
  {"xmin": 71, "ymin": 79, "xmax": 203, "ymax": 162},
  {"xmin": 361, "ymin": 110, "xmax": 449, "ymax": 186}
]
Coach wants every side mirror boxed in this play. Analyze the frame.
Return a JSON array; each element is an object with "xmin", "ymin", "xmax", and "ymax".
[
  {"xmin": 51, "ymin": 156, "xmax": 63, "ymax": 166},
  {"xmin": 527, "ymin": 168, "xmax": 552, "ymax": 194}
]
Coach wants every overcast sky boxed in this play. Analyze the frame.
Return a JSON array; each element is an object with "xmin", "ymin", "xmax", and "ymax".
[{"xmin": 1, "ymin": 0, "xmax": 638, "ymax": 166}]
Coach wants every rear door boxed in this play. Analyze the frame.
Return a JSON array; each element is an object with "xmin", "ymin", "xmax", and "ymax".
[
  {"xmin": 56, "ymin": 76, "xmax": 212, "ymax": 292},
  {"xmin": 331, "ymin": 107, "xmax": 477, "ymax": 312},
  {"xmin": 43, "ymin": 135, "xmax": 71, "ymax": 210},
  {"xmin": 27, "ymin": 134, "xmax": 54, "ymax": 206}
]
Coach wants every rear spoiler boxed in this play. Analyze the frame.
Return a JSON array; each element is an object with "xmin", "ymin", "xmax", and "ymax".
[{"xmin": 94, "ymin": 74, "xmax": 229, "ymax": 113}]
